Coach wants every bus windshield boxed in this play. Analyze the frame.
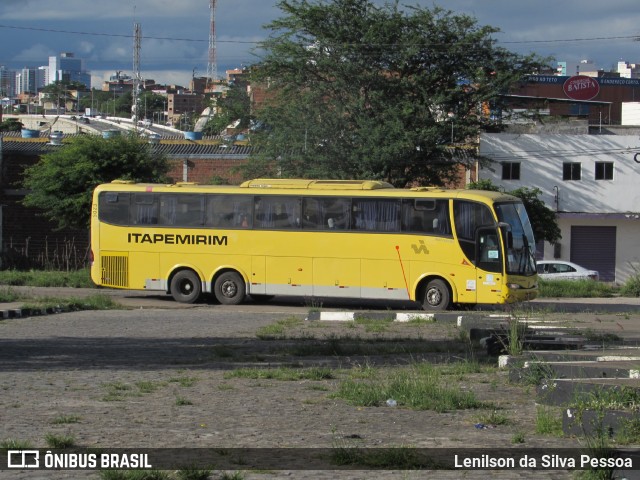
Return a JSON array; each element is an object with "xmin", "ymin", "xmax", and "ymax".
[{"xmin": 494, "ymin": 202, "xmax": 537, "ymax": 276}]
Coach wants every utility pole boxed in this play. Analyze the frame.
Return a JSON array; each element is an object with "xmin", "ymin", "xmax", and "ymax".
[
  {"xmin": 133, "ymin": 22, "xmax": 142, "ymax": 128},
  {"xmin": 207, "ymin": 0, "xmax": 217, "ymax": 87}
]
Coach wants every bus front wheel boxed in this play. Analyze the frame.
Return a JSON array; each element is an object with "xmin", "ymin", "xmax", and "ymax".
[
  {"xmin": 421, "ymin": 279, "xmax": 451, "ymax": 311},
  {"xmin": 170, "ymin": 270, "xmax": 202, "ymax": 304},
  {"xmin": 214, "ymin": 271, "xmax": 246, "ymax": 305}
]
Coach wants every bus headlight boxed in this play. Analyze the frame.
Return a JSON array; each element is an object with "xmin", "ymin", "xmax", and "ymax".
[{"xmin": 507, "ymin": 283, "xmax": 521, "ymax": 289}]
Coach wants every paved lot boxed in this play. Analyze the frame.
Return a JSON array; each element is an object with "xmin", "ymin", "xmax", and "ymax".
[{"xmin": 1, "ymin": 288, "xmax": 639, "ymax": 479}]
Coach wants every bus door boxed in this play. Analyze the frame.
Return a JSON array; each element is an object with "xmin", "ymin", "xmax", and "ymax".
[{"xmin": 475, "ymin": 226, "xmax": 505, "ymax": 304}]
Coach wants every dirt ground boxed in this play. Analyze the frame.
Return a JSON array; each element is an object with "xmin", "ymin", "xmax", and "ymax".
[{"xmin": 0, "ymin": 303, "xmax": 626, "ymax": 480}]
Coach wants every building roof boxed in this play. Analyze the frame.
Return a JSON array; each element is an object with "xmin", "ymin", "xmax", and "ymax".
[{"xmin": 0, "ymin": 133, "xmax": 252, "ymax": 158}]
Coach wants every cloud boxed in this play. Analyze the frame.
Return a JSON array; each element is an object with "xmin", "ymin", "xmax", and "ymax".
[{"xmin": 11, "ymin": 44, "xmax": 56, "ymax": 65}]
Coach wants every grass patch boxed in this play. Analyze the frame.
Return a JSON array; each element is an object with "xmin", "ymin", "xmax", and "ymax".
[
  {"xmin": 354, "ymin": 315, "xmax": 395, "ymax": 333},
  {"xmin": 535, "ymin": 405, "xmax": 563, "ymax": 436},
  {"xmin": 51, "ymin": 414, "xmax": 81, "ymax": 424},
  {"xmin": 334, "ymin": 363, "xmax": 484, "ymax": 412},
  {"xmin": 0, "ymin": 439, "xmax": 34, "ymax": 449},
  {"xmin": 224, "ymin": 366, "xmax": 334, "ymax": 381},
  {"xmin": 0, "ymin": 287, "xmax": 21, "ymax": 302},
  {"xmin": 256, "ymin": 316, "xmax": 304, "ymax": 339},
  {"xmin": 175, "ymin": 396, "xmax": 193, "ymax": 406},
  {"xmin": 0, "ymin": 269, "xmax": 94, "ymax": 288},
  {"xmin": 572, "ymin": 386, "xmax": 640, "ymax": 412},
  {"xmin": 169, "ymin": 375, "xmax": 199, "ymax": 387},
  {"xmin": 45, "ymin": 433, "xmax": 76, "ymax": 448},
  {"xmin": 100, "ymin": 470, "xmax": 171, "ymax": 480},
  {"xmin": 22, "ymin": 294, "xmax": 121, "ymax": 311},
  {"xmin": 615, "ymin": 417, "xmax": 640, "ymax": 445},
  {"xmin": 476, "ymin": 410, "xmax": 510, "ymax": 426},
  {"xmin": 538, "ymin": 279, "xmax": 618, "ymax": 298}
]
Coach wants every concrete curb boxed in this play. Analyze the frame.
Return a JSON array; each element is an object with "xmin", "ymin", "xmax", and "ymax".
[{"xmin": 0, "ymin": 305, "xmax": 67, "ymax": 320}]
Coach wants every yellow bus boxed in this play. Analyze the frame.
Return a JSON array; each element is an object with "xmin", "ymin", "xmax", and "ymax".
[{"xmin": 90, "ymin": 178, "xmax": 538, "ymax": 310}]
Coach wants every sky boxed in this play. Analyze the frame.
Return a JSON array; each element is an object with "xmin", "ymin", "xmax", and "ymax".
[{"xmin": 1, "ymin": 0, "xmax": 640, "ymax": 88}]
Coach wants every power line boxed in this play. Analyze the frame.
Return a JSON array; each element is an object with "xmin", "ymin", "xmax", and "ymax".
[{"xmin": 0, "ymin": 23, "xmax": 638, "ymax": 48}]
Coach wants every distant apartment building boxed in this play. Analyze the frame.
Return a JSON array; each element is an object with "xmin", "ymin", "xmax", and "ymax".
[
  {"xmin": 48, "ymin": 52, "xmax": 91, "ymax": 88},
  {"xmin": 167, "ymin": 93, "xmax": 204, "ymax": 126},
  {"xmin": 0, "ymin": 65, "xmax": 15, "ymax": 97},
  {"xmin": 557, "ymin": 60, "xmax": 600, "ymax": 77},
  {"xmin": 617, "ymin": 60, "xmax": 640, "ymax": 79}
]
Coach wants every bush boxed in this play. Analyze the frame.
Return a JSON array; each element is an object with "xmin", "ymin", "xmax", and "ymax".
[{"xmin": 620, "ymin": 270, "xmax": 640, "ymax": 297}]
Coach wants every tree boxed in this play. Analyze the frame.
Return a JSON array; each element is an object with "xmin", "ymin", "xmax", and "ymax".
[
  {"xmin": 22, "ymin": 134, "xmax": 169, "ymax": 230},
  {"xmin": 40, "ymin": 80, "xmax": 87, "ymax": 112},
  {"xmin": 245, "ymin": 0, "xmax": 546, "ymax": 186},
  {"xmin": 203, "ymin": 83, "xmax": 252, "ymax": 135},
  {"xmin": 0, "ymin": 118, "xmax": 23, "ymax": 132},
  {"xmin": 468, "ymin": 180, "xmax": 561, "ymax": 244}
]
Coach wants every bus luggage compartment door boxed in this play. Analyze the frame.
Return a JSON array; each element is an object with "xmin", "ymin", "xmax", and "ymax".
[
  {"xmin": 265, "ymin": 257, "xmax": 312, "ymax": 296},
  {"xmin": 313, "ymin": 258, "xmax": 360, "ymax": 298}
]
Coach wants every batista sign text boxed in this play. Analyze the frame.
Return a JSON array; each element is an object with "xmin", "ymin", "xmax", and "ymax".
[{"xmin": 563, "ymin": 75, "xmax": 600, "ymax": 101}]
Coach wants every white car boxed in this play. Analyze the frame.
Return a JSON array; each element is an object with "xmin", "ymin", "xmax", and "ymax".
[{"xmin": 536, "ymin": 260, "xmax": 599, "ymax": 281}]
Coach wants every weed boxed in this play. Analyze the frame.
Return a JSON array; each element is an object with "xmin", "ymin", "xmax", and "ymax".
[
  {"xmin": 169, "ymin": 376, "xmax": 199, "ymax": 387},
  {"xmin": 334, "ymin": 363, "xmax": 483, "ymax": 412},
  {"xmin": 0, "ymin": 287, "xmax": 21, "ymax": 302},
  {"xmin": 538, "ymin": 279, "xmax": 618, "ymax": 298},
  {"xmin": 620, "ymin": 264, "xmax": 640, "ymax": 297},
  {"xmin": 175, "ymin": 396, "xmax": 193, "ymax": 406},
  {"xmin": 615, "ymin": 417, "xmax": 640, "ymax": 445},
  {"xmin": 354, "ymin": 315, "xmax": 394, "ymax": 333},
  {"xmin": 0, "ymin": 439, "xmax": 33, "ymax": 449},
  {"xmin": 176, "ymin": 467, "xmax": 212, "ymax": 480},
  {"xmin": 219, "ymin": 472, "xmax": 245, "ymax": 480},
  {"xmin": 224, "ymin": 366, "xmax": 333, "ymax": 381},
  {"xmin": 0, "ymin": 269, "xmax": 94, "ymax": 288},
  {"xmin": 100, "ymin": 470, "xmax": 171, "ymax": 480},
  {"xmin": 256, "ymin": 316, "xmax": 303, "ymax": 339},
  {"xmin": 51, "ymin": 414, "xmax": 81, "ymax": 424},
  {"xmin": 511, "ymin": 432, "xmax": 525, "ymax": 444},
  {"xmin": 22, "ymin": 294, "xmax": 121, "ymax": 311},
  {"xmin": 45, "ymin": 433, "xmax": 76, "ymax": 448},
  {"xmin": 476, "ymin": 410, "xmax": 510, "ymax": 426},
  {"xmin": 135, "ymin": 381, "xmax": 162, "ymax": 394},
  {"xmin": 535, "ymin": 406, "xmax": 563, "ymax": 436}
]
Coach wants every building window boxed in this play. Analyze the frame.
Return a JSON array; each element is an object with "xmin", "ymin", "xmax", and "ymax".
[
  {"xmin": 501, "ymin": 162, "xmax": 520, "ymax": 180},
  {"xmin": 595, "ymin": 162, "xmax": 614, "ymax": 180},
  {"xmin": 563, "ymin": 162, "xmax": 581, "ymax": 181}
]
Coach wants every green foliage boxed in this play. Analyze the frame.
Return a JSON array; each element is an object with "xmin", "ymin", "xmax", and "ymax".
[
  {"xmin": 509, "ymin": 186, "xmax": 561, "ymax": 244},
  {"xmin": 0, "ymin": 118, "xmax": 23, "ymax": 132},
  {"xmin": 203, "ymin": 83, "xmax": 252, "ymax": 135},
  {"xmin": 468, "ymin": 180, "xmax": 561, "ymax": 244},
  {"xmin": 0, "ymin": 269, "xmax": 94, "ymax": 287},
  {"xmin": 538, "ymin": 279, "xmax": 618, "ymax": 298},
  {"xmin": 334, "ymin": 363, "xmax": 483, "ymax": 411},
  {"xmin": 22, "ymin": 134, "xmax": 168, "ymax": 229},
  {"xmin": 246, "ymin": 0, "xmax": 546, "ymax": 185},
  {"xmin": 620, "ymin": 265, "xmax": 640, "ymax": 297}
]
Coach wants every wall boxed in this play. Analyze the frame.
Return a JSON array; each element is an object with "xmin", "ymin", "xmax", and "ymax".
[{"xmin": 479, "ymin": 132, "xmax": 640, "ymax": 283}]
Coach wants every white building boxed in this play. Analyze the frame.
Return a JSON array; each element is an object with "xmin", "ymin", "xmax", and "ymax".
[{"xmin": 479, "ymin": 132, "xmax": 640, "ymax": 283}]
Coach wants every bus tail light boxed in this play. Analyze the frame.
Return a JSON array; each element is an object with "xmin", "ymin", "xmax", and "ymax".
[{"xmin": 89, "ymin": 249, "xmax": 94, "ymax": 266}]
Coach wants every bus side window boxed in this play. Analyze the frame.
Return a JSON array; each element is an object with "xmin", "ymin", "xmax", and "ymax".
[
  {"xmin": 99, "ymin": 192, "xmax": 130, "ymax": 225},
  {"xmin": 132, "ymin": 193, "xmax": 158, "ymax": 225},
  {"xmin": 301, "ymin": 198, "xmax": 321, "ymax": 229}
]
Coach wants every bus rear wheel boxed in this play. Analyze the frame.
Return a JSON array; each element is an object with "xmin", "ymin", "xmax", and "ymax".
[
  {"xmin": 421, "ymin": 279, "xmax": 451, "ymax": 311},
  {"xmin": 214, "ymin": 271, "xmax": 246, "ymax": 305},
  {"xmin": 170, "ymin": 270, "xmax": 202, "ymax": 304}
]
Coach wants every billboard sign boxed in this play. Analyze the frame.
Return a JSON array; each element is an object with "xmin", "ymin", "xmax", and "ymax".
[{"xmin": 563, "ymin": 75, "xmax": 600, "ymax": 101}]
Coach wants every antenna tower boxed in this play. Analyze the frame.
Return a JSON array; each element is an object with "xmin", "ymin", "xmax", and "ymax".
[
  {"xmin": 207, "ymin": 0, "xmax": 217, "ymax": 86},
  {"xmin": 133, "ymin": 22, "xmax": 142, "ymax": 126}
]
